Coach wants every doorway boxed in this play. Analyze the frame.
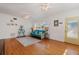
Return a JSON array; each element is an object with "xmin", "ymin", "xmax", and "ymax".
[{"xmin": 65, "ymin": 17, "xmax": 79, "ymax": 45}]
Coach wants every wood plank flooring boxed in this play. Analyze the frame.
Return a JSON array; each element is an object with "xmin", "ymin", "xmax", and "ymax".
[
  {"xmin": 0, "ymin": 39, "xmax": 5, "ymax": 55},
  {"xmin": 3, "ymin": 37, "xmax": 79, "ymax": 55}
]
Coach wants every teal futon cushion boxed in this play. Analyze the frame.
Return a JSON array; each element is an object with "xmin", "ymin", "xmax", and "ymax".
[{"xmin": 31, "ymin": 30, "xmax": 46, "ymax": 37}]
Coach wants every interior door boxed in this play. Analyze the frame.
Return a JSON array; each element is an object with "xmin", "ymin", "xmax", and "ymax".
[{"xmin": 65, "ymin": 17, "xmax": 79, "ymax": 45}]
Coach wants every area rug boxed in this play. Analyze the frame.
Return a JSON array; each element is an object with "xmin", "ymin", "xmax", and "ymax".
[{"xmin": 16, "ymin": 37, "xmax": 41, "ymax": 47}]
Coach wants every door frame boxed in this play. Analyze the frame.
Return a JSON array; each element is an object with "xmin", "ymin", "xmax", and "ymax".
[{"xmin": 64, "ymin": 16, "xmax": 79, "ymax": 45}]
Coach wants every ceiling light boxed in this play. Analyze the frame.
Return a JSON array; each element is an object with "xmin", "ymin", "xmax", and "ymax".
[{"xmin": 40, "ymin": 3, "xmax": 49, "ymax": 12}]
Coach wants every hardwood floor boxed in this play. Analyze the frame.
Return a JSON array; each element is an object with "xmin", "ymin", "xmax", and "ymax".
[
  {"xmin": 3, "ymin": 37, "xmax": 79, "ymax": 55},
  {"xmin": 0, "ymin": 39, "xmax": 4, "ymax": 55}
]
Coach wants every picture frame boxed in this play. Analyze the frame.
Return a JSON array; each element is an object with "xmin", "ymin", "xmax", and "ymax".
[{"xmin": 54, "ymin": 20, "xmax": 59, "ymax": 27}]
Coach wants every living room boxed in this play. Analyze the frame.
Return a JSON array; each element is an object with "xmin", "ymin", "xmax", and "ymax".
[{"xmin": 0, "ymin": 3, "xmax": 79, "ymax": 55}]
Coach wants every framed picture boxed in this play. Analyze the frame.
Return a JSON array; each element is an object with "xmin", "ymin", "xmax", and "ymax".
[{"xmin": 54, "ymin": 20, "xmax": 59, "ymax": 27}]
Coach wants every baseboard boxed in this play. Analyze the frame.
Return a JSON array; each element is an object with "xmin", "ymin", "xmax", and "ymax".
[
  {"xmin": 0, "ymin": 35, "xmax": 31, "ymax": 40},
  {"xmin": 26, "ymin": 35, "xmax": 31, "ymax": 37},
  {"xmin": 49, "ymin": 38, "xmax": 65, "ymax": 43},
  {"xmin": 17, "ymin": 35, "xmax": 31, "ymax": 38}
]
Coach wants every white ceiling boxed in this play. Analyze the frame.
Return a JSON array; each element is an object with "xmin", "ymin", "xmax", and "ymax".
[{"xmin": 0, "ymin": 3, "xmax": 79, "ymax": 19}]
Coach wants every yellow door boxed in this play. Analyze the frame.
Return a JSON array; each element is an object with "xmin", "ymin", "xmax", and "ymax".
[{"xmin": 65, "ymin": 17, "xmax": 79, "ymax": 45}]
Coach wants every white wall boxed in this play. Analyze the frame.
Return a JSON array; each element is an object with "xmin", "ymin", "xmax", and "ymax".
[
  {"xmin": 48, "ymin": 9, "xmax": 79, "ymax": 42},
  {"xmin": 0, "ymin": 13, "xmax": 32, "ymax": 39},
  {"xmin": 48, "ymin": 17, "xmax": 65, "ymax": 42},
  {"xmin": 1, "ymin": 8, "xmax": 77, "ymax": 41}
]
